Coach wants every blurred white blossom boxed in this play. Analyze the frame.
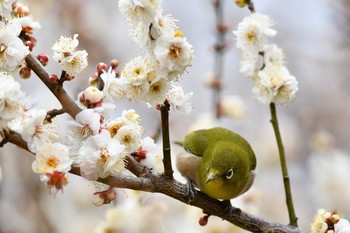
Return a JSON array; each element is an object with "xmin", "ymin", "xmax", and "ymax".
[
  {"xmin": 310, "ymin": 209, "xmax": 331, "ymax": 233},
  {"xmin": 335, "ymin": 219, "xmax": 350, "ymax": 233},
  {"xmin": 220, "ymin": 95, "xmax": 246, "ymax": 120},
  {"xmin": 0, "ymin": 0, "xmax": 15, "ymax": 16}
]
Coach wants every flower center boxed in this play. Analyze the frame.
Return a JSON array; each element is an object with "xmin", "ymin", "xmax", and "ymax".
[
  {"xmin": 47, "ymin": 156, "xmax": 59, "ymax": 168},
  {"xmin": 99, "ymin": 148, "xmax": 109, "ymax": 164},
  {"xmin": 168, "ymin": 45, "xmax": 182, "ymax": 59}
]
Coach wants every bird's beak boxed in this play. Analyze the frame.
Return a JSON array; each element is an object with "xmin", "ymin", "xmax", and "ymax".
[{"xmin": 205, "ymin": 171, "xmax": 218, "ymax": 184}]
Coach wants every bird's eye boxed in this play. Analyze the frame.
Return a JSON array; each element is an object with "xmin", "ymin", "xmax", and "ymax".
[{"xmin": 225, "ymin": 169, "xmax": 234, "ymax": 179}]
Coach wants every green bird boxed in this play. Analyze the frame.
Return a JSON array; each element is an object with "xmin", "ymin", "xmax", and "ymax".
[{"xmin": 176, "ymin": 127, "xmax": 256, "ymax": 200}]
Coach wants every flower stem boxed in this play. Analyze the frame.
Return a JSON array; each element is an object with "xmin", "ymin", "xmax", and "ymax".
[
  {"xmin": 160, "ymin": 100, "xmax": 173, "ymax": 178},
  {"xmin": 269, "ymin": 103, "xmax": 298, "ymax": 227}
]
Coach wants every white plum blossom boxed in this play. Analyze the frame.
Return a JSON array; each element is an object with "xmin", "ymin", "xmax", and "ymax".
[
  {"xmin": 310, "ymin": 209, "xmax": 331, "ymax": 233},
  {"xmin": 166, "ymin": 85, "xmax": 193, "ymax": 114},
  {"xmin": 32, "ymin": 143, "xmax": 72, "ymax": 174},
  {"xmin": 234, "ymin": 13, "xmax": 298, "ymax": 105},
  {"xmin": 106, "ymin": 109, "xmax": 143, "ymax": 138},
  {"xmin": 136, "ymin": 136, "xmax": 158, "ymax": 168},
  {"xmin": 52, "ymin": 34, "xmax": 79, "ymax": 54},
  {"xmin": 0, "ymin": 72, "xmax": 25, "ymax": 130},
  {"xmin": 121, "ymin": 109, "xmax": 141, "ymax": 124},
  {"xmin": 118, "ymin": 0, "xmax": 163, "ymax": 28},
  {"xmin": 143, "ymin": 78, "xmax": 170, "ymax": 106},
  {"xmin": 8, "ymin": 108, "xmax": 58, "ymax": 153},
  {"xmin": 234, "ymin": 13, "xmax": 276, "ymax": 52},
  {"xmin": 252, "ymin": 65, "xmax": 298, "ymax": 105},
  {"xmin": 0, "ymin": 21, "xmax": 30, "ymax": 72},
  {"xmin": 122, "ymin": 55, "xmax": 157, "ymax": 85},
  {"xmin": 108, "ymin": 76, "xmax": 127, "ymax": 100},
  {"xmin": 262, "ymin": 44, "xmax": 285, "ymax": 67},
  {"xmin": 0, "ymin": 0, "xmax": 16, "ymax": 17},
  {"xmin": 52, "ymin": 34, "xmax": 88, "ymax": 76},
  {"xmin": 124, "ymin": 80, "xmax": 150, "ymax": 102},
  {"xmin": 59, "ymin": 50, "xmax": 88, "ymax": 76},
  {"xmin": 100, "ymin": 67, "xmax": 118, "ymax": 108},
  {"xmin": 12, "ymin": 16, "xmax": 41, "ymax": 34},
  {"xmin": 32, "ymin": 143, "xmax": 72, "ymax": 194},
  {"xmin": 239, "ymin": 51, "xmax": 260, "ymax": 76},
  {"xmin": 71, "ymin": 109, "xmax": 101, "ymax": 139},
  {"xmin": 115, "ymin": 124, "xmax": 142, "ymax": 153},
  {"xmin": 154, "ymin": 30, "xmax": 193, "ymax": 80},
  {"xmin": 78, "ymin": 130, "xmax": 127, "ymax": 180}
]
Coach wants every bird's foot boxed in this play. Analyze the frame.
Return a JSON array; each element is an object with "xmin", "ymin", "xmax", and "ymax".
[
  {"xmin": 221, "ymin": 200, "xmax": 241, "ymax": 216},
  {"xmin": 185, "ymin": 177, "xmax": 197, "ymax": 203}
]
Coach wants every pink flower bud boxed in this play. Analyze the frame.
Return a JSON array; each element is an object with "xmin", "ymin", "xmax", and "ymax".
[
  {"xmin": 19, "ymin": 66, "xmax": 31, "ymax": 79},
  {"xmin": 49, "ymin": 74, "xmax": 58, "ymax": 83},
  {"xmin": 96, "ymin": 63, "xmax": 108, "ymax": 75},
  {"xmin": 37, "ymin": 53, "xmax": 50, "ymax": 66},
  {"xmin": 25, "ymin": 41, "xmax": 34, "ymax": 52},
  {"xmin": 110, "ymin": 59, "xmax": 119, "ymax": 69}
]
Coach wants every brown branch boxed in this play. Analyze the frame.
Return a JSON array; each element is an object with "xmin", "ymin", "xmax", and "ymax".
[
  {"xmin": 160, "ymin": 100, "xmax": 173, "ymax": 178},
  {"xmin": 2, "ymin": 130, "xmax": 300, "ymax": 233},
  {"xmin": 25, "ymin": 53, "xmax": 81, "ymax": 118}
]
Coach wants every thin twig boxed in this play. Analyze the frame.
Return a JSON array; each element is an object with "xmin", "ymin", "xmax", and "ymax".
[
  {"xmin": 25, "ymin": 53, "xmax": 81, "ymax": 118},
  {"xmin": 269, "ymin": 103, "xmax": 298, "ymax": 227},
  {"xmin": 160, "ymin": 100, "xmax": 173, "ymax": 178}
]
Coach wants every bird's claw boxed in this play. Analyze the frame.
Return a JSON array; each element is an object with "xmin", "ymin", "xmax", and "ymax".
[{"xmin": 185, "ymin": 177, "xmax": 197, "ymax": 203}]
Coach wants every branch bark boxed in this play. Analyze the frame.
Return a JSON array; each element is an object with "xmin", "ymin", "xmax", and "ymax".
[{"xmin": 25, "ymin": 53, "xmax": 81, "ymax": 118}]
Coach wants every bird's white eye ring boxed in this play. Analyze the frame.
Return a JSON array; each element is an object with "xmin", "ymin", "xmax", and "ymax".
[{"xmin": 225, "ymin": 169, "xmax": 234, "ymax": 179}]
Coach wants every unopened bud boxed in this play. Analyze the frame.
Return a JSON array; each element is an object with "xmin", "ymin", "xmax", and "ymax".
[
  {"xmin": 199, "ymin": 215, "xmax": 210, "ymax": 226},
  {"xmin": 19, "ymin": 66, "xmax": 31, "ymax": 79},
  {"xmin": 331, "ymin": 214, "xmax": 341, "ymax": 224},
  {"xmin": 106, "ymin": 189, "xmax": 117, "ymax": 201},
  {"xmin": 204, "ymin": 74, "xmax": 221, "ymax": 90},
  {"xmin": 217, "ymin": 23, "xmax": 229, "ymax": 33},
  {"xmin": 49, "ymin": 74, "xmax": 58, "ymax": 83},
  {"xmin": 12, "ymin": 2, "xmax": 30, "ymax": 17},
  {"xmin": 110, "ymin": 59, "xmax": 119, "ymax": 69},
  {"xmin": 37, "ymin": 53, "xmax": 49, "ymax": 66},
  {"xmin": 92, "ymin": 188, "xmax": 117, "ymax": 206},
  {"xmin": 89, "ymin": 72, "xmax": 99, "ymax": 86},
  {"xmin": 235, "ymin": 0, "xmax": 249, "ymax": 8},
  {"xmin": 97, "ymin": 62, "xmax": 107, "ymax": 75},
  {"xmin": 83, "ymin": 86, "xmax": 103, "ymax": 105},
  {"xmin": 64, "ymin": 73, "xmax": 75, "ymax": 81},
  {"xmin": 25, "ymin": 41, "xmax": 34, "ymax": 52}
]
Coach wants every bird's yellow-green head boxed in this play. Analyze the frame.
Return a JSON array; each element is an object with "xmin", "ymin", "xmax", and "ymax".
[{"xmin": 197, "ymin": 140, "xmax": 255, "ymax": 200}]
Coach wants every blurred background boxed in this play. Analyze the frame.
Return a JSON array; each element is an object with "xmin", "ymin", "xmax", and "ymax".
[{"xmin": 1, "ymin": 0, "xmax": 350, "ymax": 232}]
